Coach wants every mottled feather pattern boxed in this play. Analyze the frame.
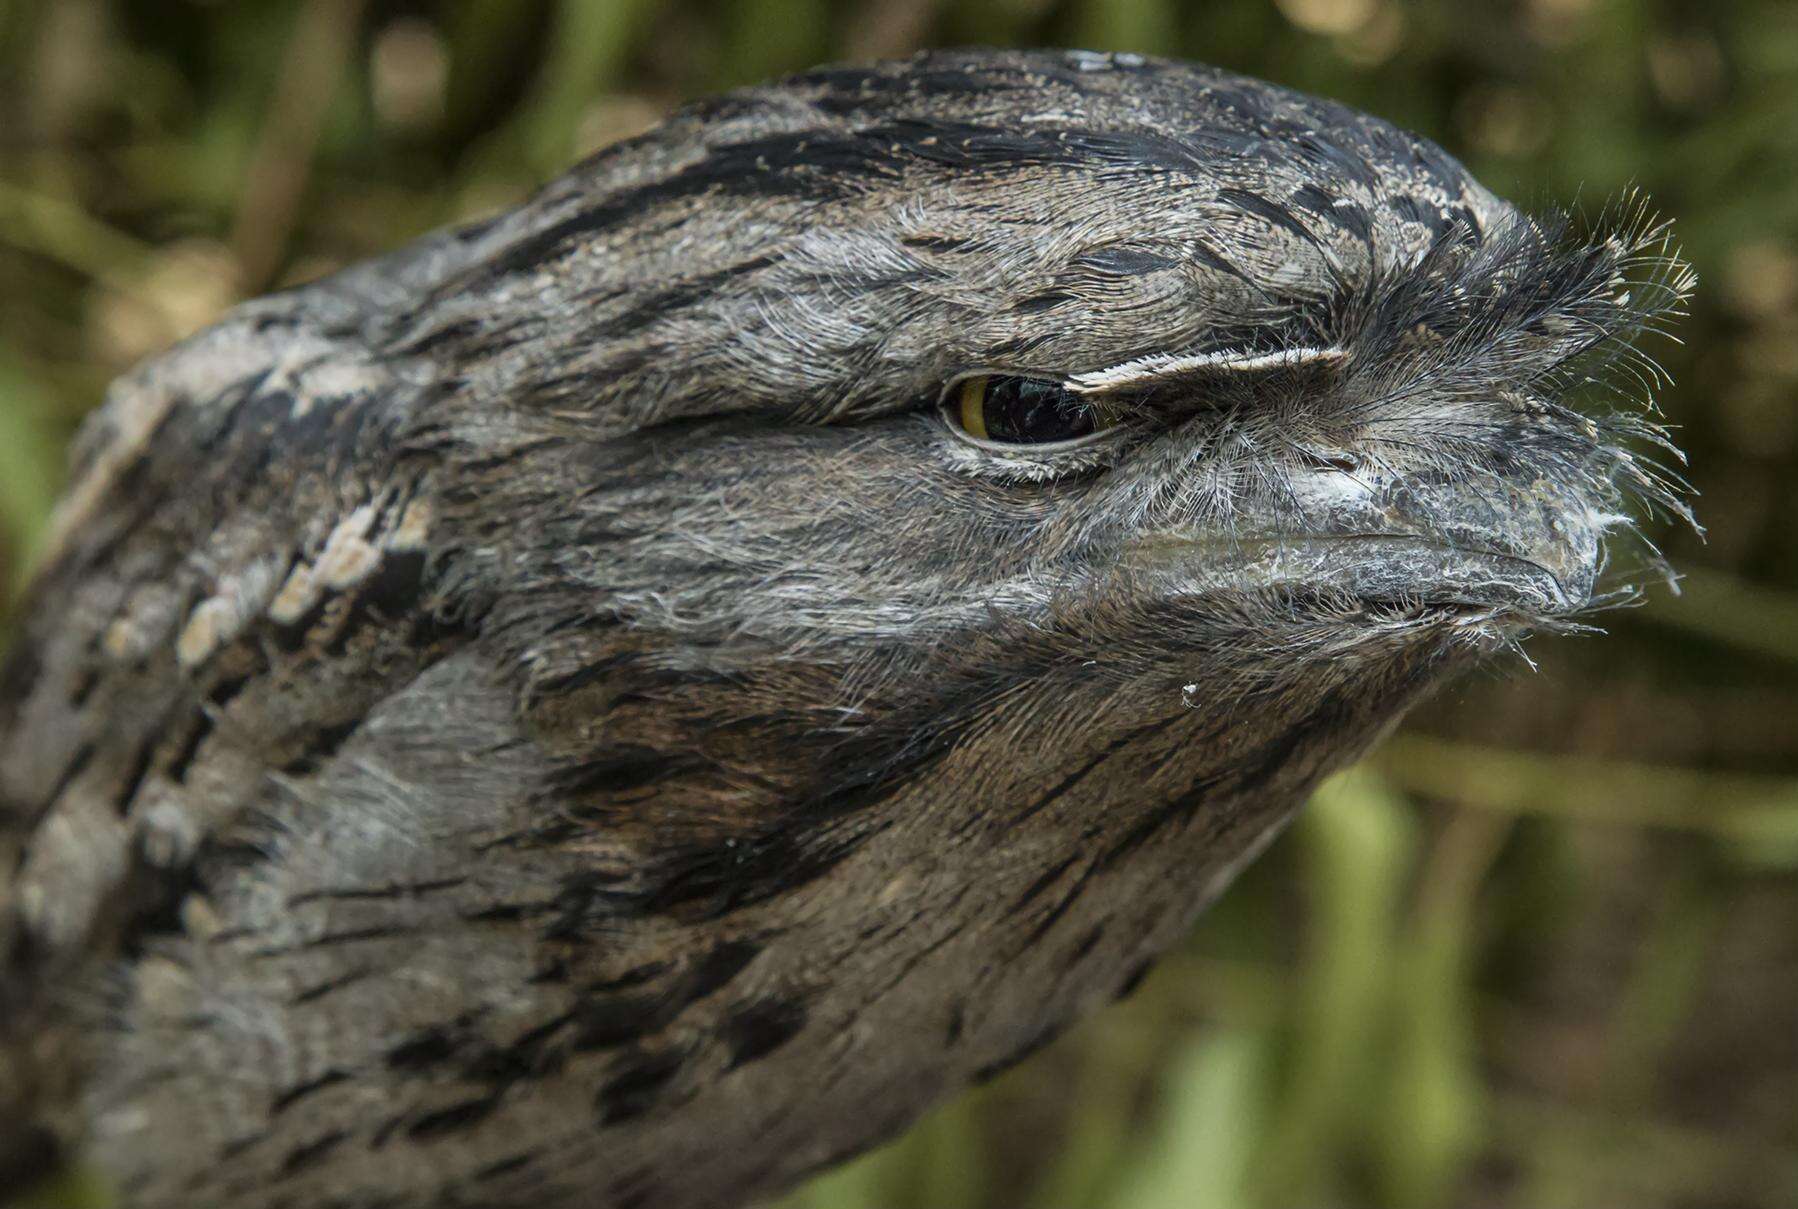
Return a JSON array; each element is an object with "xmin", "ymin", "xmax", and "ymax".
[{"xmin": 0, "ymin": 49, "xmax": 1686, "ymax": 1208}]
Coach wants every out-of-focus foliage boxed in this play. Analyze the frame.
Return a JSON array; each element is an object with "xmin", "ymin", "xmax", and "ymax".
[{"xmin": 1, "ymin": 1, "xmax": 1794, "ymax": 1206}]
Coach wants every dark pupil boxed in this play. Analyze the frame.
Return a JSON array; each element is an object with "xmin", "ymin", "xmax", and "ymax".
[{"xmin": 983, "ymin": 377, "xmax": 1095, "ymax": 444}]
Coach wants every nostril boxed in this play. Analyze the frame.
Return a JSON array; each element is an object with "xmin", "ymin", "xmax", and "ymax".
[{"xmin": 1300, "ymin": 450, "xmax": 1361, "ymax": 473}]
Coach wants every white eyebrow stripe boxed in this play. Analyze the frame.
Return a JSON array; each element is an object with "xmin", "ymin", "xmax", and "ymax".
[{"xmin": 1068, "ymin": 345, "xmax": 1349, "ymax": 392}]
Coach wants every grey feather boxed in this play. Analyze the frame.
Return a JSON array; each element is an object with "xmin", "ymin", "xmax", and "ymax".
[{"xmin": 0, "ymin": 48, "xmax": 1689, "ymax": 1209}]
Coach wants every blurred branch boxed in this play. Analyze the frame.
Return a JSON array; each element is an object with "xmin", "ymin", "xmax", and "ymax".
[
  {"xmin": 1030, "ymin": 956, "xmax": 1191, "ymax": 1207},
  {"xmin": 1376, "ymin": 735, "xmax": 1798, "ymax": 862},
  {"xmin": 1642, "ymin": 565, "xmax": 1798, "ymax": 667},
  {"xmin": 0, "ymin": 178, "xmax": 153, "ymax": 294},
  {"xmin": 231, "ymin": 0, "xmax": 370, "ymax": 290},
  {"xmin": 1494, "ymin": 1092, "xmax": 1798, "ymax": 1208},
  {"xmin": 842, "ymin": 0, "xmax": 938, "ymax": 61},
  {"xmin": 1374, "ymin": 807, "xmax": 1506, "ymax": 1209},
  {"xmin": 1258, "ymin": 770, "xmax": 1417, "ymax": 1207},
  {"xmin": 1597, "ymin": 872, "xmax": 1716, "ymax": 1112},
  {"xmin": 1103, "ymin": 1030, "xmax": 1271, "ymax": 1209},
  {"xmin": 0, "ymin": 359, "xmax": 65, "ymax": 590},
  {"xmin": 515, "ymin": 0, "xmax": 654, "ymax": 172},
  {"xmin": 4, "ymin": 1163, "xmax": 111, "ymax": 1209},
  {"xmin": 716, "ymin": 0, "xmax": 829, "ymax": 89}
]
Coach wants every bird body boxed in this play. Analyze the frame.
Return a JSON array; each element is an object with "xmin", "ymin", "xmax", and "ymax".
[{"xmin": 0, "ymin": 49, "xmax": 1686, "ymax": 1208}]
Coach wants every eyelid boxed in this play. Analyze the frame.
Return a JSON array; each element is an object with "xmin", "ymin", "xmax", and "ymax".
[{"xmin": 1067, "ymin": 345, "xmax": 1348, "ymax": 394}]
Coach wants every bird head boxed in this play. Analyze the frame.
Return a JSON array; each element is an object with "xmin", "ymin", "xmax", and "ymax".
[
  {"xmin": 385, "ymin": 52, "xmax": 1689, "ymax": 911},
  {"xmin": 0, "ymin": 49, "xmax": 1696, "ymax": 1207}
]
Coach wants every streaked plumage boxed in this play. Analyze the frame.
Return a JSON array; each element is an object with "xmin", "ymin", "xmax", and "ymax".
[{"xmin": 0, "ymin": 48, "xmax": 1688, "ymax": 1209}]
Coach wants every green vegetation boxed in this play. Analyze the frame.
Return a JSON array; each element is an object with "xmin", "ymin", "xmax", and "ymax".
[{"xmin": 3, "ymin": 2, "xmax": 1794, "ymax": 1205}]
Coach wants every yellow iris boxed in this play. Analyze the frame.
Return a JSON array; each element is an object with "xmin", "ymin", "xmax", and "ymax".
[{"xmin": 958, "ymin": 376, "xmax": 991, "ymax": 440}]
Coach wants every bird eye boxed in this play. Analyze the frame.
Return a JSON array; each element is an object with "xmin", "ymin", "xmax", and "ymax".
[{"xmin": 947, "ymin": 375, "xmax": 1115, "ymax": 447}]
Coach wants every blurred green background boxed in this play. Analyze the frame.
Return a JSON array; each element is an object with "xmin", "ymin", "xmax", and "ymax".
[{"xmin": 2, "ymin": 1, "xmax": 1796, "ymax": 1207}]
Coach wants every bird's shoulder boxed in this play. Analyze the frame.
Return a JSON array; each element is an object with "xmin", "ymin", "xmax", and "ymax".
[{"xmin": 0, "ymin": 273, "xmax": 467, "ymax": 972}]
